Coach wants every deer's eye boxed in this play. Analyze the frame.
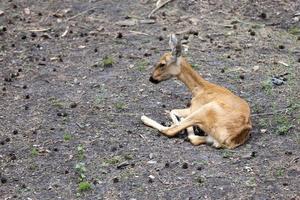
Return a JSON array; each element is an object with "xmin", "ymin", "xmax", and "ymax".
[{"xmin": 158, "ymin": 63, "xmax": 165, "ymax": 68}]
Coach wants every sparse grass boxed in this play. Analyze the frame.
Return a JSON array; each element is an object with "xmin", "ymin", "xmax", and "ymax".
[
  {"xmin": 245, "ymin": 177, "xmax": 257, "ymax": 187},
  {"xmin": 275, "ymin": 168, "xmax": 285, "ymax": 177},
  {"xmin": 191, "ymin": 63, "xmax": 200, "ymax": 70},
  {"xmin": 258, "ymin": 118, "xmax": 269, "ymax": 128},
  {"xmin": 48, "ymin": 97, "xmax": 65, "ymax": 108},
  {"xmin": 77, "ymin": 144, "xmax": 85, "ymax": 160},
  {"xmin": 75, "ymin": 162, "xmax": 87, "ymax": 180},
  {"xmin": 63, "ymin": 133, "xmax": 72, "ymax": 141},
  {"xmin": 274, "ymin": 115, "xmax": 293, "ymax": 135},
  {"xmin": 75, "ymin": 145, "xmax": 91, "ymax": 193},
  {"xmin": 261, "ymin": 79, "xmax": 273, "ymax": 95},
  {"xmin": 288, "ymin": 26, "xmax": 300, "ymax": 35},
  {"xmin": 103, "ymin": 155, "xmax": 122, "ymax": 165},
  {"xmin": 195, "ymin": 176, "xmax": 205, "ymax": 185},
  {"xmin": 102, "ymin": 56, "xmax": 114, "ymax": 68},
  {"xmin": 221, "ymin": 150, "xmax": 234, "ymax": 159},
  {"xmin": 137, "ymin": 59, "xmax": 149, "ymax": 72},
  {"xmin": 31, "ymin": 147, "xmax": 38, "ymax": 156},
  {"xmin": 102, "ymin": 154, "xmax": 133, "ymax": 166},
  {"xmin": 78, "ymin": 181, "xmax": 91, "ymax": 192},
  {"xmin": 123, "ymin": 154, "xmax": 133, "ymax": 160},
  {"xmin": 115, "ymin": 102, "xmax": 126, "ymax": 110}
]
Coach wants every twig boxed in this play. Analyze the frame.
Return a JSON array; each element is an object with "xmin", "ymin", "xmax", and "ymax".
[
  {"xmin": 28, "ymin": 28, "xmax": 51, "ymax": 32},
  {"xmin": 66, "ymin": 7, "xmax": 98, "ymax": 21},
  {"xmin": 148, "ymin": 0, "xmax": 175, "ymax": 18},
  {"xmin": 251, "ymin": 108, "xmax": 288, "ymax": 117},
  {"xmin": 61, "ymin": 26, "xmax": 69, "ymax": 37},
  {"xmin": 129, "ymin": 30, "xmax": 150, "ymax": 36}
]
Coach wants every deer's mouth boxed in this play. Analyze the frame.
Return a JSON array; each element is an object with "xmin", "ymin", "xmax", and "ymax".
[{"xmin": 149, "ymin": 76, "xmax": 160, "ymax": 84}]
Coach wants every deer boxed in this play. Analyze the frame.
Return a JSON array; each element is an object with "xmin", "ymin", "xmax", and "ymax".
[{"xmin": 141, "ymin": 34, "xmax": 252, "ymax": 149}]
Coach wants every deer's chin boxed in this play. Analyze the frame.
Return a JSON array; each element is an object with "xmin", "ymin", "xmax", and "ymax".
[{"xmin": 149, "ymin": 76, "xmax": 161, "ymax": 84}]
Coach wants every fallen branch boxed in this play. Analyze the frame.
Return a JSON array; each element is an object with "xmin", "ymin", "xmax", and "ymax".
[
  {"xmin": 66, "ymin": 7, "xmax": 98, "ymax": 21},
  {"xmin": 129, "ymin": 30, "xmax": 150, "ymax": 36},
  {"xmin": 28, "ymin": 28, "xmax": 51, "ymax": 32},
  {"xmin": 251, "ymin": 108, "xmax": 288, "ymax": 117},
  {"xmin": 148, "ymin": 0, "xmax": 174, "ymax": 18}
]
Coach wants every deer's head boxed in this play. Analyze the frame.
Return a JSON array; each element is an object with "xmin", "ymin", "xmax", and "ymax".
[{"xmin": 149, "ymin": 34, "xmax": 182, "ymax": 84}]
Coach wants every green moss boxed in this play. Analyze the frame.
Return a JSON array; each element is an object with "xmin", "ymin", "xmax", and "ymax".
[
  {"xmin": 261, "ymin": 80, "xmax": 272, "ymax": 95},
  {"xmin": 288, "ymin": 26, "xmax": 300, "ymax": 35},
  {"xmin": 275, "ymin": 116, "xmax": 293, "ymax": 135},
  {"xmin": 103, "ymin": 156, "xmax": 122, "ymax": 165},
  {"xmin": 63, "ymin": 133, "xmax": 72, "ymax": 141},
  {"xmin": 31, "ymin": 147, "xmax": 38, "ymax": 156},
  {"xmin": 78, "ymin": 181, "xmax": 91, "ymax": 192},
  {"xmin": 102, "ymin": 56, "xmax": 114, "ymax": 68}
]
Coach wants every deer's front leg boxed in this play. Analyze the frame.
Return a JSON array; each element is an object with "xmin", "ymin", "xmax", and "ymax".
[
  {"xmin": 141, "ymin": 115, "xmax": 167, "ymax": 132},
  {"xmin": 169, "ymin": 108, "xmax": 191, "ymax": 125},
  {"xmin": 141, "ymin": 115, "xmax": 196, "ymax": 137}
]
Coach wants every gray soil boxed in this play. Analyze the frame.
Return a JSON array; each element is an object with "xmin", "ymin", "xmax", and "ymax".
[{"xmin": 0, "ymin": 0, "xmax": 299, "ymax": 199}]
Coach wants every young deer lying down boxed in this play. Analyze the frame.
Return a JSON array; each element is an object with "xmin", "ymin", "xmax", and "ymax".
[{"xmin": 141, "ymin": 34, "xmax": 252, "ymax": 149}]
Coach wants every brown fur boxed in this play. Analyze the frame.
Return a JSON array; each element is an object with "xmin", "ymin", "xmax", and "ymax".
[{"xmin": 141, "ymin": 39, "xmax": 252, "ymax": 149}]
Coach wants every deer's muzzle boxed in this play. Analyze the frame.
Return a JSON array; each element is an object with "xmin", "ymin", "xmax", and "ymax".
[{"xmin": 149, "ymin": 76, "xmax": 160, "ymax": 84}]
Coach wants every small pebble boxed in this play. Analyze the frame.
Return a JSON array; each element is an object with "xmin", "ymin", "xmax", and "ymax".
[
  {"xmin": 1, "ymin": 177, "xmax": 7, "ymax": 184},
  {"xmin": 148, "ymin": 175, "xmax": 155, "ymax": 183},
  {"xmin": 182, "ymin": 162, "xmax": 188, "ymax": 169},
  {"xmin": 112, "ymin": 177, "xmax": 119, "ymax": 183},
  {"xmin": 31, "ymin": 32, "xmax": 37, "ymax": 38},
  {"xmin": 4, "ymin": 77, "xmax": 12, "ymax": 82},
  {"xmin": 116, "ymin": 32, "xmax": 123, "ymax": 39},
  {"xmin": 9, "ymin": 153, "xmax": 16, "ymax": 160},
  {"xmin": 271, "ymin": 77, "xmax": 284, "ymax": 86},
  {"xmin": 70, "ymin": 102, "xmax": 77, "ymax": 108},
  {"xmin": 165, "ymin": 162, "xmax": 170, "ymax": 168},
  {"xmin": 284, "ymin": 151, "xmax": 292, "ymax": 155},
  {"xmin": 259, "ymin": 12, "xmax": 267, "ymax": 19}
]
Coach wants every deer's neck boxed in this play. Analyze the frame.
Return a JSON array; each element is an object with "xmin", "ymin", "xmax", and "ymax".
[{"xmin": 177, "ymin": 58, "xmax": 209, "ymax": 93}]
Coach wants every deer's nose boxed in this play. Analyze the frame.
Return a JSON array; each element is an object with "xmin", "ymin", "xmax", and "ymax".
[{"xmin": 149, "ymin": 76, "xmax": 159, "ymax": 84}]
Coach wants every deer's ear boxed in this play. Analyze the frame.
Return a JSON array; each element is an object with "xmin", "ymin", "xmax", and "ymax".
[
  {"xmin": 169, "ymin": 34, "xmax": 177, "ymax": 52},
  {"xmin": 169, "ymin": 34, "xmax": 182, "ymax": 58}
]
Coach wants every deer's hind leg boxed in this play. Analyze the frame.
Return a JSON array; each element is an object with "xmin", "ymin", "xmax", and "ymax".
[{"xmin": 141, "ymin": 114, "xmax": 196, "ymax": 137}]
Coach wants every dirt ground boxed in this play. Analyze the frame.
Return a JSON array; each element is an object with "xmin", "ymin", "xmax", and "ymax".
[{"xmin": 0, "ymin": 0, "xmax": 299, "ymax": 199}]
